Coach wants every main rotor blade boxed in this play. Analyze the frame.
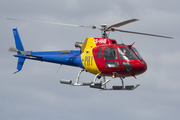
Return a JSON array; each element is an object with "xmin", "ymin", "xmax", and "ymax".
[
  {"xmin": 7, "ymin": 18, "xmax": 101, "ymax": 30},
  {"xmin": 115, "ymin": 29, "xmax": 173, "ymax": 39},
  {"xmin": 105, "ymin": 19, "xmax": 138, "ymax": 31},
  {"xmin": 7, "ymin": 18, "xmax": 82, "ymax": 27}
]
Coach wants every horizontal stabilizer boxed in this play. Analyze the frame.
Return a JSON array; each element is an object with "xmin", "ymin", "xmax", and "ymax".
[
  {"xmin": 26, "ymin": 55, "xmax": 42, "ymax": 59},
  {"xmin": 13, "ymin": 54, "xmax": 42, "ymax": 59}
]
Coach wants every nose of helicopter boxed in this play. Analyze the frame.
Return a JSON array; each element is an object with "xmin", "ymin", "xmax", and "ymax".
[
  {"xmin": 122, "ymin": 60, "xmax": 147, "ymax": 76},
  {"xmin": 132, "ymin": 60, "xmax": 147, "ymax": 75}
]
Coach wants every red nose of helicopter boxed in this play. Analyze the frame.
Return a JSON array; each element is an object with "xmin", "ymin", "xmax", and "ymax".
[
  {"xmin": 132, "ymin": 60, "xmax": 147, "ymax": 76},
  {"xmin": 121, "ymin": 59, "xmax": 147, "ymax": 77}
]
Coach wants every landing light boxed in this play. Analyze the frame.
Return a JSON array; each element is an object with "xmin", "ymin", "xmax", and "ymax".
[{"xmin": 112, "ymin": 74, "xmax": 116, "ymax": 78}]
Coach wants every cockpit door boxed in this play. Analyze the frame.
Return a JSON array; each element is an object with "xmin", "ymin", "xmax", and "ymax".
[{"xmin": 96, "ymin": 47, "xmax": 122, "ymax": 75}]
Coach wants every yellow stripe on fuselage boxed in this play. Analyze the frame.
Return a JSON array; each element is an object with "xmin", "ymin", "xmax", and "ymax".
[{"xmin": 81, "ymin": 38, "xmax": 100, "ymax": 74}]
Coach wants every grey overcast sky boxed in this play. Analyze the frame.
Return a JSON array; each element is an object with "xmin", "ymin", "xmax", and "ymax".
[{"xmin": 1, "ymin": 0, "xmax": 180, "ymax": 120}]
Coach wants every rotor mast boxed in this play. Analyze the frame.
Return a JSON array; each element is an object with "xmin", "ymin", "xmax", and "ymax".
[{"xmin": 101, "ymin": 24, "xmax": 109, "ymax": 38}]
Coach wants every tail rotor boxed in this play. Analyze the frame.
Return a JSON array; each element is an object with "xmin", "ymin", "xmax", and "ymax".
[{"xmin": 9, "ymin": 47, "xmax": 30, "ymax": 55}]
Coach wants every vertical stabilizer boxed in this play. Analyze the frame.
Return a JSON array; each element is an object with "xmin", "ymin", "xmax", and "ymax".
[
  {"xmin": 12, "ymin": 28, "xmax": 26, "ymax": 74},
  {"xmin": 13, "ymin": 28, "xmax": 24, "ymax": 51},
  {"xmin": 14, "ymin": 58, "xmax": 25, "ymax": 74}
]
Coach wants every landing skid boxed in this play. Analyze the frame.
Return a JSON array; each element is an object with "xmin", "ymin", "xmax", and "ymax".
[
  {"xmin": 60, "ymin": 70, "xmax": 140, "ymax": 91},
  {"xmin": 101, "ymin": 84, "xmax": 140, "ymax": 90}
]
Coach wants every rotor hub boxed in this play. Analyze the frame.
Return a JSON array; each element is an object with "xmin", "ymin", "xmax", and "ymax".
[{"xmin": 100, "ymin": 24, "xmax": 108, "ymax": 29}]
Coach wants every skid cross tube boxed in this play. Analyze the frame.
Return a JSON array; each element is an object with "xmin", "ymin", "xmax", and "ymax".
[
  {"xmin": 74, "ymin": 69, "xmax": 84, "ymax": 86},
  {"xmin": 120, "ymin": 77, "xmax": 124, "ymax": 89},
  {"xmin": 103, "ymin": 76, "xmax": 106, "ymax": 89},
  {"xmin": 93, "ymin": 73, "xmax": 101, "ymax": 83},
  {"xmin": 101, "ymin": 76, "xmax": 111, "ymax": 88}
]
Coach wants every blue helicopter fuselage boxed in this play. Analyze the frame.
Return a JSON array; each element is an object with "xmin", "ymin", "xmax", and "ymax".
[{"xmin": 14, "ymin": 50, "xmax": 84, "ymax": 68}]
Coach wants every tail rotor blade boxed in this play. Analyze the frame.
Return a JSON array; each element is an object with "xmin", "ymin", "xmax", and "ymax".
[
  {"xmin": 20, "ymin": 51, "xmax": 31, "ymax": 55},
  {"xmin": 8, "ymin": 47, "xmax": 30, "ymax": 55},
  {"xmin": 9, "ymin": 47, "xmax": 18, "ymax": 52}
]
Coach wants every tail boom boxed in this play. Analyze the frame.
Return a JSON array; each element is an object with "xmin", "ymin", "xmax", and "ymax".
[
  {"xmin": 14, "ymin": 50, "xmax": 84, "ymax": 68},
  {"xmin": 11, "ymin": 28, "xmax": 84, "ymax": 73}
]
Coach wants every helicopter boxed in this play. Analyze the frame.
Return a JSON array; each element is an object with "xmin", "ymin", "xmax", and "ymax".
[{"xmin": 8, "ymin": 18, "xmax": 173, "ymax": 90}]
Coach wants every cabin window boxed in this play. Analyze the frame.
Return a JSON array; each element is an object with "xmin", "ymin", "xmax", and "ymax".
[
  {"xmin": 98, "ymin": 48, "xmax": 102, "ymax": 58},
  {"xmin": 132, "ymin": 48, "xmax": 143, "ymax": 60},
  {"xmin": 105, "ymin": 61, "xmax": 119, "ymax": 67},
  {"xmin": 104, "ymin": 48, "xmax": 117, "ymax": 60},
  {"xmin": 118, "ymin": 47, "xmax": 138, "ymax": 60}
]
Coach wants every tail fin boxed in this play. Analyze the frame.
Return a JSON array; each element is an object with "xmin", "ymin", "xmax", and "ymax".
[
  {"xmin": 14, "ymin": 58, "xmax": 25, "ymax": 74},
  {"xmin": 12, "ymin": 28, "xmax": 26, "ymax": 74},
  {"xmin": 13, "ymin": 28, "xmax": 24, "ymax": 51}
]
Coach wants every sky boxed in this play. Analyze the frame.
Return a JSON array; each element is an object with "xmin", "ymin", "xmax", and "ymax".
[{"xmin": 1, "ymin": 0, "xmax": 180, "ymax": 120}]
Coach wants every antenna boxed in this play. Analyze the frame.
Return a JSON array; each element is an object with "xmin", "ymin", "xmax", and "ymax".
[{"xmin": 56, "ymin": 64, "xmax": 62, "ymax": 73}]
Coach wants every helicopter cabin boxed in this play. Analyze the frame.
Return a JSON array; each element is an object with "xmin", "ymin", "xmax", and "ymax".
[{"xmin": 79, "ymin": 37, "xmax": 145, "ymax": 76}]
